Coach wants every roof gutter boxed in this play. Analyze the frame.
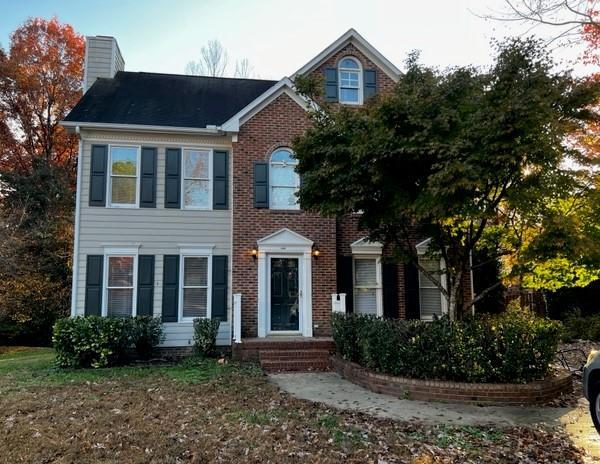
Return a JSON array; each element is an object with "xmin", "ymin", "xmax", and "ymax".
[{"xmin": 60, "ymin": 120, "xmax": 228, "ymax": 135}]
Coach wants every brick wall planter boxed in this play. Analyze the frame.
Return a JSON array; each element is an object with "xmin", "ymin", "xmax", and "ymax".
[{"xmin": 332, "ymin": 356, "xmax": 572, "ymax": 405}]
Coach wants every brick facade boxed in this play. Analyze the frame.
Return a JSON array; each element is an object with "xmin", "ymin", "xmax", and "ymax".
[
  {"xmin": 232, "ymin": 93, "xmax": 336, "ymax": 338},
  {"xmin": 231, "ymin": 40, "xmax": 474, "ymax": 339},
  {"xmin": 310, "ymin": 42, "xmax": 397, "ymax": 104}
]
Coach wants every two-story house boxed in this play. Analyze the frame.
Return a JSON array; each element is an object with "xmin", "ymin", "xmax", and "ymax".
[{"xmin": 62, "ymin": 30, "xmax": 473, "ymax": 369}]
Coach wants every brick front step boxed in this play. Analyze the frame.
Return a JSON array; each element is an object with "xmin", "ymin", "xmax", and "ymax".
[
  {"xmin": 260, "ymin": 359, "xmax": 332, "ymax": 372},
  {"xmin": 259, "ymin": 349, "xmax": 331, "ymax": 361}
]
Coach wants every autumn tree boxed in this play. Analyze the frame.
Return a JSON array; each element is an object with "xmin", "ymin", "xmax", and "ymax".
[
  {"xmin": 293, "ymin": 38, "xmax": 600, "ymax": 318},
  {"xmin": 483, "ymin": 1, "xmax": 599, "ymax": 46},
  {"xmin": 0, "ymin": 17, "xmax": 84, "ymax": 344}
]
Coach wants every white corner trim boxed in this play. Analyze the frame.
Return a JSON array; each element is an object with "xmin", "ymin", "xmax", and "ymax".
[
  {"xmin": 350, "ymin": 237, "xmax": 383, "ymax": 255},
  {"xmin": 293, "ymin": 28, "xmax": 401, "ymax": 82},
  {"xmin": 221, "ymin": 78, "xmax": 315, "ymax": 132},
  {"xmin": 70, "ymin": 133, "xmax": 83, "ymax": 317}
]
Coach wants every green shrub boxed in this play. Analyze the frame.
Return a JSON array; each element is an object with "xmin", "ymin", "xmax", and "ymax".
[
  {"xmin": 332, "ymin": 306, "xmax": 561, "ymax": 384},
  {"xmin": 562, "ymin": 310, "xmax": 600, "ymax": 342},
  {"xmin": 193, "ymin": 318, "xmax": 221, "ymax": 357},
  {"xmin": 131, "ymin": 316, "xmax": 165, "ymax": 359},
  {"xmin": 52, "ymin": 316, "xmax": 134, "ymax": 368}
]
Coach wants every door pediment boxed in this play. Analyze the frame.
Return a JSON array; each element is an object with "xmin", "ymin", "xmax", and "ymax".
[{"xmin": 257, "ymin": 228, "xmax": 313, "ymax": 253}]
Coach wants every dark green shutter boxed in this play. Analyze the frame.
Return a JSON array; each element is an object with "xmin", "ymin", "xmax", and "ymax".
[
  {"xmin": 165, "ymin": 148, "xmax": 181, "ymax": 208},
  {"xmin": 161, "ymin": 255, "xmax": 179, "ymax": 322},
  {"xmin": 85, "ymin": 255, "xmax": 103, "ymax": 316},
  {"xmin": 404, "ymin": 262, "xmax": 420, "ymax": 320},
  {"xmin": 89, "ymin": 145, "xmax": 107, "ymax": 206},
  {"xmin": 137, "ymin": 255, "xmax": 155, "ymax": 316},
  {"xmin": 213, "ymin": 150, "xmax": 229, "ymax": 210},
  {"xmin": 253, "ymin": 161, "xmax": 269, "ymax": 208},
  {"xmin": 383, "ymin": 262, "xmax": 398, "ymax": 319},
  {"xmin": 211, "ymin": 255, "xmax": 228, "ymax": 321},
  {"xmin": 336, "ymin": 255, "xmax": 354, "ymax": 313},
  {"xmin": 324, "ymin": 67, "xmax": 338, "ymax": 102},
  {"xmin": 364, "ymin": 69, "xmax": 377, "ymax": 99},
  {"xmin": 140, "ymin": 147, "xmax": 157, "ymax": 208}
]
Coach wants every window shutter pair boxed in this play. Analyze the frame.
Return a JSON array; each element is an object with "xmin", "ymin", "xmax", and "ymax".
[
  {"xmin": 89, "ymin": 145, "xmax": 157, "ymax": 208},
  {"xmin": 322, "ymin": 67, "xmax": 378, "ymax": 103},
  {"xmin": 84, "ymin": 255, "xmax": 155, "ymax": 316},
  {"xmin": 161, "ymin": 255, "xmax": 228, "ymax": 322},
  {"xmin": 165, "ymin": 149, "xmax": 229, "ymax": 209}
]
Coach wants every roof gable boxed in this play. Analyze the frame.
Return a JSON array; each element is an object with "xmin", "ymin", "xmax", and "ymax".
[{"xmin": 294, "ymin": 29, "xmax": 400, "ymax": 82}]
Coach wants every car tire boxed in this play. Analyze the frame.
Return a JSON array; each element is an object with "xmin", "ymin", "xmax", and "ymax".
[{"xmin": 589, "ymin": 381, "xmax": 600, "ymax": 434}]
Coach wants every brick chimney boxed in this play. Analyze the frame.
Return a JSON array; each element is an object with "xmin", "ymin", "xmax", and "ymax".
[{"xmin": 83, "ymin": 36, "xmax": 124, "ymax": 92}]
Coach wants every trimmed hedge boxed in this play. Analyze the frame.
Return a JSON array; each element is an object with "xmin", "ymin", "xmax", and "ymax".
[
  {"xmin": 332, "ymin": 307, "xmax": 561, "ymax": 384},
  {"xmin": 53, "ymin": 316, "xmax": 164, "ymax": 368}
]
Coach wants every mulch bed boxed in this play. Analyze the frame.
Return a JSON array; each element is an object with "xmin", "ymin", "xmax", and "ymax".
[{"xmin": 0, "ymin": 362, "xmax": 585, "ymax": 463}]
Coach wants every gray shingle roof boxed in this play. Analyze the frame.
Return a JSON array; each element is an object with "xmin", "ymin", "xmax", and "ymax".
[{"xmin": 64, "ymin": 71, "xmax": 277, "ymax": 129}]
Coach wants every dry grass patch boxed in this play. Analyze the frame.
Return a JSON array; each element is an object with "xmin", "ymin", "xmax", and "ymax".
[{"xmin": 0, "ymin": 347, "xmax": 584, "ymax": 463}]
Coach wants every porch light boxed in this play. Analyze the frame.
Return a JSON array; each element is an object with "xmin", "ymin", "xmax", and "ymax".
[
  {"xmin": 251, "ymin": 248, "xmax": 258, "ymax": 260},
  {"xmin": 312, "ymin": 246, "xmax": 320, "ymax": 259}
]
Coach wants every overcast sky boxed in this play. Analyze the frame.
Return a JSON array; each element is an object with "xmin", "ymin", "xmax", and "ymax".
[{"xmin": 0, "ymin": 0, "xmax": 594, "ymax": 78}]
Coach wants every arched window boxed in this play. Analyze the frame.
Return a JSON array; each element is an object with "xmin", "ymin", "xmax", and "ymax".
[
  {"xmin": 338, "ymin": 57, "xmax": 362, "ymax": 105},
  {"xmin": 269, "ymin": 148, "xmax": 300, "ymax": 210}
]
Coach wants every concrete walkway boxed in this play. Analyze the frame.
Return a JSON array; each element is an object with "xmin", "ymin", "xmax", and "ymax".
[
  {"xmin": 269, "ymin": 372, "xmax": 573, "ymax": 427},
  {"xmin": 270, "ymin": 372, "xmax": 600, "ymax": 462}
]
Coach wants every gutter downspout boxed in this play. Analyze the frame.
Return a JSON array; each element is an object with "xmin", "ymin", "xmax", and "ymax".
[{"xmin": 70, "ymin": 126, "xmax": 83, "ymax": 317}]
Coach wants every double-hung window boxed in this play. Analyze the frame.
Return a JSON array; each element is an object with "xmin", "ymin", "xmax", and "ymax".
[
  {"xmin": 180, "ymin": 255, "xmax": 211, "ymax": 321},
  {"xmin": 269, "ymin": 148, "xmax": 300, "ymax": 210},
  {"xmin": 105, "ymin": 255, "xmax": 136, "ymax": 317},
  {"xmin": 338, "ymin": 57, "xmax": 362, "ymax": 105},
  {"xmin": 353, "ymin": 257, "xmax": 382, "ymax": 315},
  {"xmin": 418, "ymin": 257, "xmax": 446, "ymax": 320},
  {"xmin": 109, "ymin": 146, "xmax": 139, "ymax": 207},
  {"xmin": 183, "ymin": 149, "xmax": 212, "ymax": 209}
]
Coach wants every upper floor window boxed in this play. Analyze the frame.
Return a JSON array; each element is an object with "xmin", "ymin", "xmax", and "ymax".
[
  {"xmin": 183, "ymin": 149, "xmax": 212, "ymax": 209},
  {"xmin": 109, "ymin": 146, "xmax": 139, "ymax": 207},
  {"xmin": 338, "ymin": 57, "xmax": 362, "ymax": 105},
  {"xmin": 269, "ymin": 148, "xmax": 300, "ymax": 210}
]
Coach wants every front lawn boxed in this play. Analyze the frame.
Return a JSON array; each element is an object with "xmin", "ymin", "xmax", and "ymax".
[{"xmin": 0, "ymin": 347, "xmax": 584, "ymax": 463}]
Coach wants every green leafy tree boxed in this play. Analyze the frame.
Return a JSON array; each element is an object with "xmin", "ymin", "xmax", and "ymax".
[{"xmin": 293, "ymin": 38, "xmax": 599, "ymax": 318}]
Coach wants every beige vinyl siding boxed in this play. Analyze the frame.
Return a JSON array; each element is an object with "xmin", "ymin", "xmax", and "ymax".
[{"xmin": 75, "ymin": 130, "xmax": 233, "ymax": 345}]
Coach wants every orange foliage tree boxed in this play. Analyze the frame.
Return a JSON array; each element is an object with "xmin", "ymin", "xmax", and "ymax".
[
  {"xmin": 0, "ymin": 17, "xmax": 84, "ymax": 181},
  {"xmin": 0, "ymin": 18, "xmax": 84, "ymax": 344}
]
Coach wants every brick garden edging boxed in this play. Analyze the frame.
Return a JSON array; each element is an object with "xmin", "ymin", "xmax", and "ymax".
[{"xmin": 332, "ymin": 356, "xmax": 572, "ymax": 405}]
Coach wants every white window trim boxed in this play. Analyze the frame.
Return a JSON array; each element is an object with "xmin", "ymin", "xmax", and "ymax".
[
  {"xmin": 178, "ymin": 247, "xmax": 213, "ymax": 322},
  {"xmin": 102, "ymin": 246, "xmax": 140, "ymax": 317},
  {"xmin": 269, "ymin": 148, "xmax": 300, "ymax": 211},
  {"xmin": 416, "ymin": 239, "xmax": 448, "ymax": 321},
  {"xmin": 181, "ymin": 147, "xmax": 213, "ymax": 210},
  {"xmin": 107, "ymin": 144, "xmax": 141, "ymax": 208},
  {"xmin": 338, "ymin": 56, "xmax": 363, "ymax": 106},
  {"xmin": 352, "ymin": 255, "xmax": 383, "ymax": 317}
]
